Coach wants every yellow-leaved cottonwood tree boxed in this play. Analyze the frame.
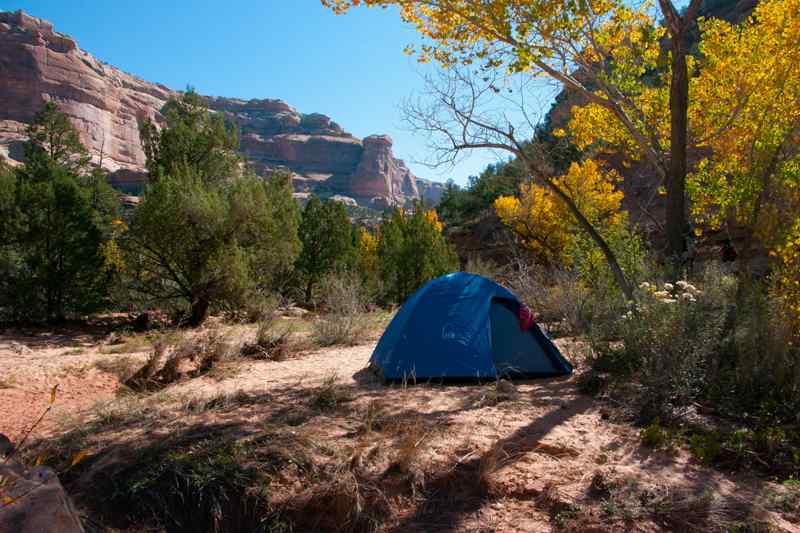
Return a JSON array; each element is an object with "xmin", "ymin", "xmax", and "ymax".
[
  {"xmin": 322, "ymin": 0, "xmax": 706, "ymax": 271},
  {"xmin": 566, "ymin": 0, "xmax": 800, "ymax": 269},
  {"xmin": 494, "ymin": 159, "xmax": 625, "ymax": 265},
  {"xmin": 689, "ymin": 0, "xmax": 800, "ymax": 272}
]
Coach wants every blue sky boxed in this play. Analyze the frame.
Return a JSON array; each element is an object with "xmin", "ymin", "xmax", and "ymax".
[{"xmin": 0, "ymin": 0, "xmax": 522, "ymax": 184}]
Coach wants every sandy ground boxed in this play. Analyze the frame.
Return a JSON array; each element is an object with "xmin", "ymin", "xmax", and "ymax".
[
  {"xmin": 0, "ymin": 328, "xmax": 131, "ymax": 441},
  {"xmin": 0, "ymin": 325, "xmax": 797, "ymax": 532}
]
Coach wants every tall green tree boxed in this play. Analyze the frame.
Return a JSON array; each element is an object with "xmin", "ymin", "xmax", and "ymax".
[
  {"xmin": 378, "ymin": 206, "xmax": 457, "ymax": 303},
  {"xmin": 0, "ymin": 159, "xmax": 21, "ymax": 319},
  {"xmin": 139, "ymin": 89, "xmax": 239, "ymax": 184},
  {"xmin": 126, "ymin": 93, "xmax": 300, "ymax": 326},
  {"xmin": 1, "ymin": 102, "xmax": 118, "ymax": 321},
  {"xmin": 296, "ymin": 196, "xmax": 356, "ymax": 303}
]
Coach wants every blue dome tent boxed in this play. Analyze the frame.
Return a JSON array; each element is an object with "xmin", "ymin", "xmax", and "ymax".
[{"xmin": 370, "ymin": 272, "xmax": 573, "ymax": 381}]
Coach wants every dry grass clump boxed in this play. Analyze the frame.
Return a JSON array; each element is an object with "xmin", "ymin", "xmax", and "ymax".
[
  {"xmin": 310, "ymin": 373, "xmax": 352, "ymax": 411},
  {"xmin": 477, "ymin": 445, "xmax": 504, "ymax": 494},
  {"xmin": 59, "ymin": 362, "xmax": 93, "ymax": 378},
  {"xmin": 93, "ymin": 355, "xmax": 141, "ymax": 382},
  {"xmin": 99, "ymin": 332, "xmax": 155, "ymax": 354},
  {"xmin": 0, "ymin": 374, "xmax": 18, "ymax": 389},
  {"xmin": 313, "ymin": 313, "xmax": 365, "ymax": 347},
  {"xmin": 232, "ymin": 293, "xmax": 280, "ymax": 324},
  {"xmin": 645, "ymin": 485, "xmax": 774, "ymax": 532},
  {"xmin": 286, "ymin": 465, "xmax": 392, "ymax": 533},
  {"xmin": 312, "ymin": 271, "xmax": 367, "ymax": 347},
  {"xmin": 577, "ymin": 473, "xmax": 777, "ymax": 532},
  {"xmin": 359, "ymin": 400, "xmax": 387, "ymax": 434},
  {"xmin": 536, "ymin": 482, "xmax": 584, "ymax": 530},
  {"xmin": 48, "ymin": 420, "xmax": 396, "ymax": 533},
  {"xmin": 239, "ymin": 320, "xmax": 293, "ymax": 361},
  {"xmin": 100, "ymin": 328, "xmax": 185, "ymax": 355},
  {"xmin": 383, "ymin": 414, "xmax": 433, "ymax": 479},
  {"xmin": 392, "ymin": 423, "xmax": 427, "ymax": 477},
  {"xmin": 182, "ymin": 389, "xmax": 254, "ymax": 414},
  {"xmin": 474, "ymin": 379, "xmax": 521, "ymax": 407},
  {"xmin": 124, "ymin": 329, "xmax": 239, "ymax": 392},
  {"xmin": 39, "ymin": 427, "xmax": 324, "ymax": 533}
]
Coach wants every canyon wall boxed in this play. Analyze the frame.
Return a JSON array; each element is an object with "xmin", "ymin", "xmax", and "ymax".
[{"xmin": 0, "ymin": 10, "xmax": 433, "ymax": 208}]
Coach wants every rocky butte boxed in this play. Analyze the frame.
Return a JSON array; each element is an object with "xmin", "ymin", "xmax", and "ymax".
[{"xmin": 0, "ymin": 10, "xmax": 445, "ymax": 208}]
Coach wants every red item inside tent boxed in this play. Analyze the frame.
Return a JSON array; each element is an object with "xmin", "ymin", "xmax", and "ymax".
[{"xmin": 517, "ymin": 305, "xmax": 535, "ymax": 331}]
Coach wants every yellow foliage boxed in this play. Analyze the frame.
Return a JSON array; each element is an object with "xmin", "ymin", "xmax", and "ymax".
[
  {"xmin": 688, "ymin": 0, "xmax": 800, "ymax": 247},
  {"xmin": 358, "ymin": 226, "xmax": 378, "ymax": 265},
  {"xmin": 494, "ymin": 185, "xmax": 569, "ymax": 262},
  {"xmin": 321, "ymin": 0, "xmax": 662, "ymax": 87},
  {"xmin": 101, "ymin": 239, "xmax": 126, "ymax": 273},
  {"xmin": 494, "ymin": 160, "xmax": 624, "ymax": 263},
  {"xmin": 424, "ymin": 208, "xmax": 444, "ymax": 233},
  {"xmin": 774, "ymin": 218, "xmax": 800, "ymax": 328}
]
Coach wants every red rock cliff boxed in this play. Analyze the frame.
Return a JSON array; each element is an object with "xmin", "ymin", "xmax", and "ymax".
[{"xmin": 0, "ymin": 10, "xmax": 431, "ymax": 207}]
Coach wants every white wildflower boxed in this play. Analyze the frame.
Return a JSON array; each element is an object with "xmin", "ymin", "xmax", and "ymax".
[
  {"xmin": 639, "ymin": 282, "xmax": 651, "ymax": 290},
  {"xmin": 676, "ymin": 280, "xmax": 690, "ymax": 290},
  {"xmin": 663, "ymin": 283, "xmax": 674, "ymax": 292},
  {"xmin": 661, "ymin": 298, "xmax": 678, "ymax": 304},
  {"xmin": 680, "ymin": 293, "xmax": 696, "ymax": 303}
]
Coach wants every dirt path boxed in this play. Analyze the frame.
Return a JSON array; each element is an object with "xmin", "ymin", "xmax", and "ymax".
[{"xmin": 1, "ymin": 327, "xmax": 796, "ymax": 532}]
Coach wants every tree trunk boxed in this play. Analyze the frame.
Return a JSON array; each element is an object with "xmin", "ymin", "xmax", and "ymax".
[
  {"xmin": 305, "ymin": 278, "xmax": 314, "ymax": 305},
  {"xmin": 521, "ymin": 160, "xmax": 635, "ymax": 302},
  {"xmin": 660, "ymin": 0, "xmax": 703, "ymax": 265},
  {"xmin": 187, "ymin": 296, "xmax": 209, "ymax": 327},
  {"xmin": 666, "ymin": 32, "xmax": 690, "ymax": 265}
]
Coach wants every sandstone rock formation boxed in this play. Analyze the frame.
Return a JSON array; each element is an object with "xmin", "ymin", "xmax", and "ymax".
[
  {"xmin": 0, "ymin": 434, "xmax": 85, "ymax": 533},
  {"xmin": 416, "ymin": 177, "xmax": 447, "ymax": 206},
  {"xmin": 0, "ymin": 10, "xmax": 440, "ymax": 208},
  {"xmin": 0, "ymin": 10, "xmax": 169, "ymax": 180},
  {"xmin": 349, "ymin": 135, "xmax": 419, "ymax": 203}
]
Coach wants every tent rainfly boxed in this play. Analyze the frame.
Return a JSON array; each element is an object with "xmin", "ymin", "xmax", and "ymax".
[{"xmin": 370, "ymin": 272, "xmax": 572, "ymax": 381}]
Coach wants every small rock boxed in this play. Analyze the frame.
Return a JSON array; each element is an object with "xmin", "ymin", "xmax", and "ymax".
[
  {"xmin": 495, "ymin": 379, "xmax": 519, "ymax": 400},
  {"xmin": 9, "ymin": 342, "xmax": 33, "ymax": 355},
  {"xmin": 0, "ymin": 433, "xmax": 14, "ymax": 456},
  {"xmin": 0, "ymin": 435, "xmax": 84, "ymax": 533},
  {"xmin": 133, "ymin": 312, "xmax": 150, "ymax": 332},
  {"xmin": 282, "ymin": 305, "xmax": 309, "ymax": 318}
]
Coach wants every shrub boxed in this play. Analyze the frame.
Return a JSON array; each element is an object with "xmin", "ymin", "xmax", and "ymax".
[
  {"xmin": 124, "ymin": 92, "xmax": 300, "ymax": 326},
  {"xmin": 295, "ymin": 196, "xmax": 356, "ymax": 304},
  {"xmin": 226, "ymin": 293, "xmax": 279, "ymax": 324},
  {"xmin": 87, "ymin": 436, "xmax": 281, "ymax": 532},
  {"xmin": 615, "ymin": 280, "xmax": 726, "ymax": 420},
  {"xmin": 463, "ymin": 255, "xmax": 505, "ymax": 281},
  {"xmin": 377, "ymin": 205, "xmax": 458, "ymax": 305},
  {"xmin": 506, "ymin": 262, "xmax": 591, "ymax": 335},
  {"xmin": 125, "ymin": 329, "xmax": 239, "ymax": 391},
  {"xmin": 689, "ymin": 432, "xmax": 723, "ymax": 464},
  {"xmin": 587, "ymin": 262, "xmax": 800, "ymax": 475},
  {"xmin": 312, "ymin": 271, "xmax": 366, "ymax": 346},
  {"xmin": 240, "ymin": 320, "xmax": 292, "ymax": 361},
  {"xmin": 640, "ymin": 419, "xmax": 677, "ymax": 450},
  {"xmin": 0, "ymin": 102, "xmax": 118, "ymax": 322}
]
